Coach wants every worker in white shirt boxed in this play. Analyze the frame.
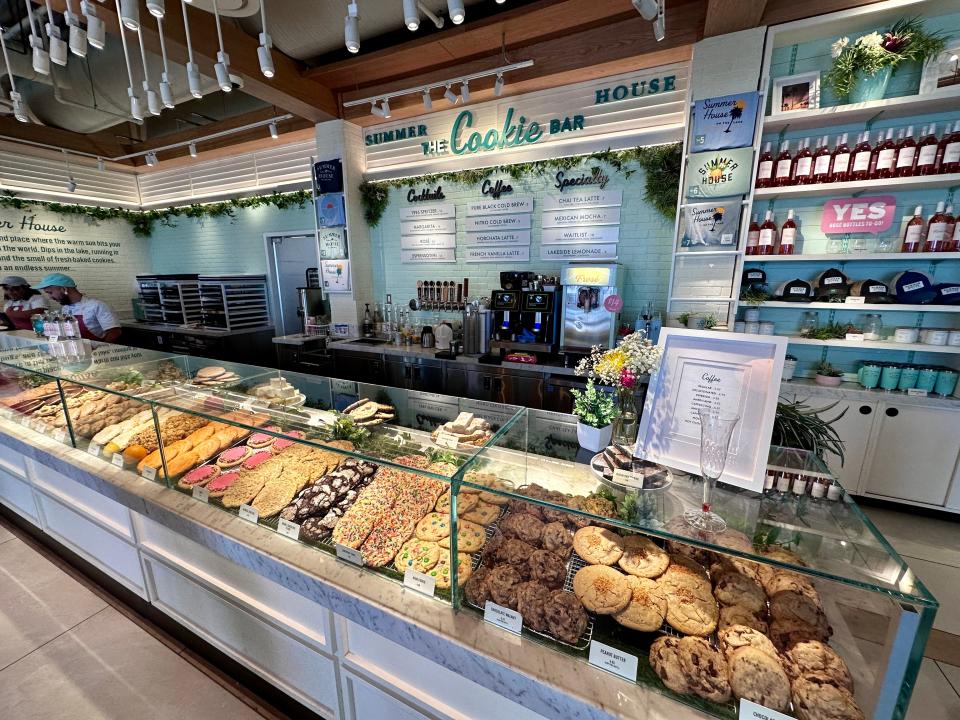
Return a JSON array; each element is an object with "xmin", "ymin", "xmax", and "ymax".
[
  {"xmin": 35, "ymin": 273, "xmax": 121, "ymax": 342},
  {"xmin": 1, "ymin": 275, "xmax": 53, "ymax": 329}
]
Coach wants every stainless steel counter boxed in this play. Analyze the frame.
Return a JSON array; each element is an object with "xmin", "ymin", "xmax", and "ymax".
[{"xmin": 122, "ymin": 321, "xmax": 274, "ymax": 338}]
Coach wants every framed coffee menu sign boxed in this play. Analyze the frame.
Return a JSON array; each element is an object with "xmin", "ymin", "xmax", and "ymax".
[{"xmin": 635, "ymin": 329, "xmax": 787, "ymax": 492}]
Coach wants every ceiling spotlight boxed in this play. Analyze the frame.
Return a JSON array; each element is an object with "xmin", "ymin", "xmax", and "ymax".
[
  {"xmin": 211, "ymin": 0, "xmax": 232, "ymax": 92},
  {"xmin": 258, "ymin": 0, "xmax": 274, "ymax": 77},
  {"xmin": 496, "ymin": 0, "xmax": 506, "ymax": 3},
  {"xmin": 370, "ymin": 100, "xmax": 385, "ymax": 118},
  {"xmin": 44, "ymin": 0, "xmax": 69, "ymax": 66},
  {"xmin": 460, "ymin": 80, "xmax": 470, "ymax": 103},
  {"xmin": 62, "ymin": 150, "xmax": 76, "ymax": 192},
  {"xmin": 421, "ymin": 89, "xmax": 432, "ymax": 109},
  {"xmin": 66, "ymin": 178, "xmax": 77, "ymax": 193},
  {"xmin": 157, "ymin": 16, "xmax": 175, "ymax": 108},
  {"xmin": 136, "ymin": 28, "xmax": 162, "ymax": 115},
  {"xmin": 188, "ymin": 142, "xmax": 197, "ymax": 157},
  {"xmin": 145, "ymin": 151, "xmax": 159, "ymax": 167},
  {"xmin": 23, "ymin": 0, "xmax": 50, "ymax": 75},
  {"xmin": 494, "ymin": 72, "xmax": 504, "ymax": 96},
  {"xmin": 97, "ymin": 157, "xmax": 105, "ymax": 171},
  {"xmin": 381, "ymin": 98, "xmax": 391, "ymax": 118},
  {"xmin": 129, "ymin": 88, "xmax": 143, "ymax": 121},
  {"xmin": 181, "ymin": 1, "xmax": 202, "ymax": 97},
  {"xmin": 447, "ymin": 0, "xmax": 465, "ymax": 24},
  {"xmin": 147, "ymin": 0, "xmax": 165, "ymax": 18},
  {"xmin": 653, "ymin": 9, "xmax": 665, "ymax": 41},
  {"xmin": 0, "ymin": 29, "xmax": 28, "ymax": 122},
  {"xmin": 65, "ymin": 0, "xmax": 88, "ymax": 57},
  {"xmin": 632, "ymin": 0, "xmax": 659, "ymax": 21},
  {"xmin": 269, "ymin": 121, "xmax": 278, "ymax": 139},
  {"xmin": 120, "ymin": 0, "xmax": 140, "ymax": 30},
  {"xmin": 443, "ymin": 84, "xmax": 457, "ymax": 104},
  {"xmin": 403, "ymin": 0, "xmax": 418, "ymax": 31},
  {"xmin": 344, "ymin": 2, "xmax": 360, "ymax": 53},
  {"xmin": 82, "ymin": 2, "xmax": 105, "ymax": 49}
]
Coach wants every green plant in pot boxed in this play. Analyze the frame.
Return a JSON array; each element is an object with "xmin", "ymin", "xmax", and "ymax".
[
  {"xmin": 772, "ymin": 399, "xmax": 846, "ymax": 465},
  {"xmin": 571, "ymin": 380, "xmax": 616, "ymax": 452},
  {"xmin": 814, "ymin": 360, "xmax": 844, "ymax": 387},
  {"xmin": 677, "ymin": 311, "xmax": 694, "ymax": 328}
]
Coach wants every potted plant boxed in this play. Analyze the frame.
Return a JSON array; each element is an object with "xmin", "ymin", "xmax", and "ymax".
[
  {"xmin": 814, "ymin": 361, "xmax": 843, "ymax": 387},
  {"xmin": 825, "ymin": 18, "xmax": 947, "ymax": 102},
  {"xmin": 772, "ymin": 399, "xmax": 847, "ymax": 464},
  {"xmin": 570, "ymin": 380, "xmax": 616, "ymax": 452},
  {"xmin": 677, "ymin": 311, "xmax": 694, "ymax": 328},
  {"xmin": 702, "ymin": 314, "xmax": 717, "ymax": 330}
]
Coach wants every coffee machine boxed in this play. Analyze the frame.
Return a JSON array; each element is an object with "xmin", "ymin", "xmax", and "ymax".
[
  {"xmin": 489, "ymin": 280, "xmax": 560, "ymax": 357},
  {"xmin": 559, "ymin": 263, "xmax": 623, "ymax": 356}
]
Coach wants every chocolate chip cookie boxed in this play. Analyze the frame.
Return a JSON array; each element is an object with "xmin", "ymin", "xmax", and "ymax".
[
  {"xmin": 718, "ymin": 625, "xmax": 779, "ymax": 664},
  {"xmin": 677, "ymin": 636, "xmax": 731, "ymax": 703},
  {"xmin": 540, "ymin": 521, "xmax": 573, "ymax": 559},
  {"xmin": 791, "ymin": 674, "xmax": 865, "ymax": 720},
  {"xmin": 650, "ymin": 636, "xmax": 690, "ymax": 695},
  {"xmin": 463, "ymin": 566, "xmax": 493, "ymax": 607},
  {"xmin": 528, "ymin": 548, "xmax": 567, "ymax": 590},
  {"xmin": 713, "ymin": 567, "xmax": 766, "ymax": 614},
  {"xmin": 499, "ymin": 512, "xmax": 545, "ymax": 546},
  {"xmin": 783, "ymin": 640, "xmax": 854, "ymax": 692},
  {"xmin": 769, "ymin": 617, "xmax": 832, "ymax": 652},
  {"xmin": 543, "ymin": 590, "xmax": 588, "ymax": 645},
  {"xmin": 515, "ymin": 580, "xmax": 551, "ymax": 632},
  {"xmin": 719, "ymin": 604, "xmax": 769, "ymax": 634},
  {"xmin": 487, "ymin": 564, "xmax": 523, "ymax": 609},
  {"xmin": 728, "ymin": 646, "xmax": 791, "ymax": 711}
]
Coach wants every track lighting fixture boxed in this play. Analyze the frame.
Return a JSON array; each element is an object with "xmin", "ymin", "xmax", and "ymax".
[
  {"xmin": 419, "ymin": 3, "xmax": 444, "ymax": 28},
  {"xmin": 653, "ymin": 9, "xmax": 665, "ymax": 41},
  {"xmin": 421, "ymin": 89, "xmax": 432, "ymax": 109},
  {"xmin": 82, "ymin": 1, "xmax": 105, "ymax": 50},
  {"xmin": 97, "ymin": 157, "xmax": 105, "ymax": 171},
  {"xmin": 64, "ymin": 0, "xmax": 88, "ymax": 58},
  {"xmin": 0, "ymin": 29, "xmax": 29, "ymax": 123},
  {"xmin": 42, "ymin": 0, "xmax": 68, "ymax": 67},
  {"xmin": 120, "ymin": 0, "xmax": 140, "ymax": 30},
  {"xmin": 128, "ymin": 87, "xmax": 143, "ymax": 121},
  {"xmin": 156, "ymin": 15, "xmax": 175, "ymax": 108},
  {"xmin": 62, "ymin": 151, "xmax": 76, "ymax": 192},
  {"xmin": 632, "ymin": 0, "xmax": 665, "ymax": 41},
  {"xmin": 370, "ymin": 100, "xmax": 385, "ymax": 118},
  {"xmin": 494, "ymin": 72, "xmax": 504, "ymax": 96},
  {"xmin": 269, "ymin": 121, "xmax": 279, "ymax": 139},
  {"xmin": 24, "ymin": 0, "xmax": 50, "ymax": 76},
  {"xmin": 145, "ymin": 151, "xmax": 159, "ymax": 167},
  {"xmin": 66, "ymin": 178, "xmax": 77, "ymax": 192},
  {"xmin": 258, "ymin": 0, "xmax": 274, "ymax": 77},
  {"xmin": 381, "ymin": 98, "xmax": 391, "ymax": 118},
  {"xmin": 460, "ymin": 80, "xmax": 470, "ymax": 104},
  {"xmin": 447, "ymin": 0, "xmax": 465, "ymax": 24},
  {"xmin": 137, "ymin": 28, "xmax": 162, "ymax": 115},
  {"xmin": 116, "ymin": 0, "xmax": 142, "ymax": 120},
  {"xmin": 443, "ymin": 84, "xmax": 457, "ymax": 104},
  {"xmin": 211, "ymin": 0, "xmax": 232, "ymax": 92},
  {"xmin": 403, "ymin": 0, "xmax": 418, "ymax": 31},
  {"xmin": 147, "ymin": 0, "xmax": 165, "ymax": 18},
  {"xmin": 188, "ymin": 142, "xmax": 197, "ymax": 157},
  {"xmin": 344, "ymin": 2, "xmax": 360, "ymax": 53},
  {"xmin": 180, "ymin": 0, "xmax": 202, "ymax": 98}
]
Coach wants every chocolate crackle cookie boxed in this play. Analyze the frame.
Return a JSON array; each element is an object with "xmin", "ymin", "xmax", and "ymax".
[
  {"xmin": 528, "ymin": 549, "xmax": 567, "ymax": 590},
  {"xmin": 543, "ymin": 590, "xmax": 588, "ymax": 645}
]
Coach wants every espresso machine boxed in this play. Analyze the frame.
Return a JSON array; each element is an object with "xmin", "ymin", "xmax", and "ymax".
[
  {"xmin": 559, "ymin": 263, "xmax": 623, "ymax": 356},
  {"xmin": 489, "ymin": 283, "xmax": 560, "ymax": 357}
]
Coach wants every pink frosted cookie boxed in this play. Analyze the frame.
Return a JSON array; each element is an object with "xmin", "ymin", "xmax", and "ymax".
[
  {"xmin": 273, "ymin": 438, "xmax": 296, "ymax": 451},
  {"xmin": 283, "ymin": 430, "xmax": 306, "ymax": 440},
  {"xmin": 216, "ymin": 446, "xmax": 250, "ymax": 468},
  {"xmin": 247, "ymin": 432, "xmax": 275, "ymax": 449},
  {"xmin": 207, "ymin": 471, "xmax": 240, "ymax": 498},
  {"xmin": 177, "ymin": 464, "xmax": 220, "ymax": 490},
  {"xmin": 242, "ymin": 450, "xmax": 273, "ymax": 471},
  {"xmin": 263, "ymin": 425, "xmax": 282, "ymax": 433}
]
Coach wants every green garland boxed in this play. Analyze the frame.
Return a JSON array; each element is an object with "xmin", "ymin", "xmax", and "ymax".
[
  {"xmin": 0, "ymin": 189, "xmax": 312, "ymax": 238},
  {"xmin": 358, "ymin": 144, "xmax": 681, "ymax": 227}
]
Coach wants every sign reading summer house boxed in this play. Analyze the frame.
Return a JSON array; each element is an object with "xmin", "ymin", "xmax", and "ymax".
[
  {"xmin": 691, "ymin": 91, "xmax": 761, "ymax": 151},
  {"xmin": 686, "ymin": 147, "xmax": 754, "ymax": 199}
]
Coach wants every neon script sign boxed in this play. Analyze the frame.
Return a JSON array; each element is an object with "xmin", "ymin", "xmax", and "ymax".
[{"xmin": 421, "ymin": 107, "xmax": 585, "ymax": 156}]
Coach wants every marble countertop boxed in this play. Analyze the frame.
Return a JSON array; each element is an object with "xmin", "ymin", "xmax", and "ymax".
[
  {"xmin": 0, "ymin": 421, "xmax": 711, "ymax": 720},
  {"xmin": 272, "ymin": 332, "xmax": 329, "ymax": 346},
  {"xmin": 122, "ymin": 321, "xmax": 274, "ymax": 338},
  {"xmin": 780, "ymin": 377, "xmax": 960, "ymax": 408}
]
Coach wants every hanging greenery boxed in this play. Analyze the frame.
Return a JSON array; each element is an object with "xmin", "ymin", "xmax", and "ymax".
[
  {"xmin": 0, "ymin": 189, "xmax": 313, "ymax": 238},
  {"xmin": 358, "ymin": 143, "xmax": 682, "ymax": 227}
]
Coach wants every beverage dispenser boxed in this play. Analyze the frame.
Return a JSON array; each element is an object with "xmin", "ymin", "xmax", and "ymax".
[{"xmin": 559, "ymin": 263, "xmax": 623, "ymax": 355}]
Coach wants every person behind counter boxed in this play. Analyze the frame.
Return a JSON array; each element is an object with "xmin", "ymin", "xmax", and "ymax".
[
  {"xmin": 1, "ymin": 275, "xmax": 53, "ymax": 329},
  {"xmin": 34, "ymin": 273, "xmax": 121, "ymax": 342}
]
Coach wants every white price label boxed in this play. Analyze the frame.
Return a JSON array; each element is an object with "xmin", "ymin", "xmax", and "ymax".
[
  {"xmin": 48, "ymin": 335, "xmax": 59, "ymax": 343},
  {"xmin": 307, "ymin": 415, "xmax": 323, "ymax": 428},
  {"xmin": 87, "ymin": 442, "xmax": 102, "ymax": 457},
  {"xmin": 141, "ymin": 466, "xmax": 157, "ymax": 481},
  {"xmin": 907, "ymin": 388, "xmax": 929, "ymax": 397},
  {"xmin": 844, "ymin": 296, "xmax": 866, "ymax": 305},
  {"xmin": 112, "ymin": 453, "xmax": 126, "ymax": 468},
  {"xmin": 612, "ymin": 468, "xmax": 644, "ymax": 489},
  {"xmin": 403, "ymin": 570, "xmax": 437, "ymax": 597},
  {"xmin": 588, "ymin": 641, "xmax": 638, "ymax": 682},
  {"xmin": 0, "ymin": 407, "xmax": 13, "ymax": 418},
  {"xmin": 845, "ymin": 333, "xmax": 865, "ymax": 342},
  {"xmin": 238, "ymin": 504, "xmax": 259, "ymax": 524},
  {"xmin": 277, "ymin": 518, "xmax": 301, "ymax": 540},
  {"xmin": 192, "ymin": 485, "xmax": 210, "ymax": 503},
  {"xmin": 483, "ymin": 601, "xmax": 523, "ymax": 635},
  {"xmin": 52, "ymin": 429, "xmax": 68, "ymax": 443},
  {"xmin": 435, "ymin": 431, "xmax": 460, "ymax": 449},
  {"xmin": 240, "ymin": 399, "xmax": 256, "ymax": 411},
  {"xmin": 738, "ymin": 698, "xmax": 795, "ymax": 720},
  {"xmin": 335, "ymin": 543, "xmax": 365, "ymax": 566}
]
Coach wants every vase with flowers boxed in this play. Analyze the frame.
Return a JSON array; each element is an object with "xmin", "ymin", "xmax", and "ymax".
[
  {"xmin": 575, "ymin": 331, "xmax": 663, "ymax": 446},
  {"xmin": 825, "ymin": 18, "xmax": 947, "ymax": 102}
]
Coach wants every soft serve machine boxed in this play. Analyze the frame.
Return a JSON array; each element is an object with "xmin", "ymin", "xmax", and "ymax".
[{"xmin": 559, "ymin": 263, "xmax": 623, "ymax": 356}]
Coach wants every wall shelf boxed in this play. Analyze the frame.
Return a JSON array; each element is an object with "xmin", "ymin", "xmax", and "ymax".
[
  {"xmin": 760, "ymin": 301, "xmax": 960, "ymax": 313},
  {"xmin": 784, "ymin": 336, "xmax": 960, "ymax": 353},
  {"xmin": 763, "ymin": 86, "xmax": 960, "ymax": 133},
  {"xmin": 744, "ymin": 252, "xmax": 960, "ymax": 263},
  {"xmin": 674, "ymin": 250, "xmax": 741, "ymax": 258},
  {"xmin": 754, "ymin": 174, "xmax": 960, "ymax": 200}
]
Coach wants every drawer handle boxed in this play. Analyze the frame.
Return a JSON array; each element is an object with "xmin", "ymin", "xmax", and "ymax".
[
  {"xmin": 885, "ymin": 407, "xmax": 899, "ymax": 418},
  {"xmin": 859, "ymin": 405, "xmax": 872, "ymax": 415}
]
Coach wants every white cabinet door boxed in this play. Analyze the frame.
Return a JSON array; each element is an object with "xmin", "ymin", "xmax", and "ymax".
[
  {"xmin": 822, "ymin": 400, "xmax": 877, "ymax": 494},
  {"xmin": 342, "ymin": 671, "xmax": 433, "ymax": 720},
  {"xmin": 864, "ymin": 403, "xmax": 960, "ymax": 506}
]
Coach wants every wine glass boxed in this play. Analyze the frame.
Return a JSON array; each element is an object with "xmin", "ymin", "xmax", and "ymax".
[{"xmin": 684, "ymin": 409, "xmax": 740, "ymax": 533}]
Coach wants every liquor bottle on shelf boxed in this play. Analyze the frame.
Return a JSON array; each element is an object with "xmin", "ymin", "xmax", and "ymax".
[
  {"xmin": 950, "ymin": 207, "xmax": 960, "ymax": 252},
  {"xmin": 793, "ymin": 139, "xmax": 814, "ymax": 184},
  {"xmin": 745, "ymin": 214, "xmax": 760, "ymax": 255},
  {"xmin": 873, "ymin": 128, "xmax": 897, "ymax": 179},
  {"xmin": 830, "ymin": 133, "xmax": 851, "ymax": 182},
  {"xmin": 812, "ymin": 135, "xmax": 832, "ymax": 184},
  {"xmin": 756, "ymin": 142, "xmax": 774, "ymax": 188},
  {"xmin": 774, "ymin": 141, "xmax": 793, "ymax": 187},
  {"xmin": 850, "ymin": 131, "xmax": 873, "ymax": 181},
  {"xmin": 916, "ymin": 123, "xmax": 939, "ymax": 175},
  {"xmin": 943, "ymin": 204, "xmax": 956, "ymax": 251},
  {"xmin": 778, "ymin": 209, "xmax": 797, "ymax": 255},
  {"xmin": 941, "ymin": 120, "xmax": 960, "ymax": 174},
  {"xmin": 895, "ymin": 125, "xmax": 917, "ymax": 177},
  {"xmin": 757, "ymin": 211, "xmax": 778, "ymax": 256},
  {"xmin": 924, "ymin": 202, "xmax": 950, "ymax": 252},
  {"xmin": 901, "ymin": 205, "xmax": 925, "ymax": 253}
]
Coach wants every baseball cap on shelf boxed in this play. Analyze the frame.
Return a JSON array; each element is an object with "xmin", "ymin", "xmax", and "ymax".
[
  {"xmin": 774, "ymin": 279, "xmax": 813, "ymax": 302},
  {"xmin": 0, "ymin": 275, "xmax": 29, "ymax": 287},
  {"xmin": 849, "ymin": 279, "xmax": 891, "ymax": 303},
  {"xmin": 34, "ymin": 273, "xmax": 77, "ymax": 289}
]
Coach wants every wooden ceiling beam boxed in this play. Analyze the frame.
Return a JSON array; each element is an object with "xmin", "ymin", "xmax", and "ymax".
[
  {"xmin": 703, "ymin": 0, "xmax": 768, "ymax": 37},
  {"xmin": 47, "ymin": 0, "xmax": 338, "ymax": 122},
  {"xmin": 0, "ymin": 116, "xmax": 135, "ymax": 161}
]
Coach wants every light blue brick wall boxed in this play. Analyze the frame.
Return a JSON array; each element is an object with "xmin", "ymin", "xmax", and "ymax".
[{"xmin": 368, "ymin": 158, "xmax": 675, "ymax": 324}]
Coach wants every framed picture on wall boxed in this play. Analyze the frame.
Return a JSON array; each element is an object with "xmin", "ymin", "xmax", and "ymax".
[{"xmin": 771, "ymin": 72, "xmax": 820, "ymax": 115}]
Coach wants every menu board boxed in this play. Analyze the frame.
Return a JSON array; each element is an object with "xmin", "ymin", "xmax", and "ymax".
[
  {"xmin": 542, "ymin": 227, "xmax": 619, "ymax": 245},
  {"xmin": 400, "ymin": 204, "xmax": 458, "ymax": 263},
  {"xmin": 463, "ymin": 230, "xmax": 531, "ymax": 247},
  {"xmin": 542, "ymin": 208, "xmax": 621, "ymax": 227},
  {"xmin": 400, "ymin": 203, "xmax": 456, "ymax": 220},
  {"xmin": 466, "ymin": 197, "xmax": 533, "ymax": 215},
  {"xmin": 542, "ymin": 190, "xmax": 622, "ymax": 210}
]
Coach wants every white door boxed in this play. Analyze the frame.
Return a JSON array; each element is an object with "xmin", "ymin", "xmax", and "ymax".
[
  {"xmin": 265, "ymin": 231, "xmax": 321, "ymax": 336},
  {"xmin": 823, "ymin": 400, "xmax": 877, "ymax": 494}
]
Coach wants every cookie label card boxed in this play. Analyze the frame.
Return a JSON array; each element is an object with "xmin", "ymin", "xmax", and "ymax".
[
  {"xmin": 238, "ymin": 504, "xmax": 259, "ymax": 524},
  {"xmin": 87, "ymin": 442, "xmax": 101, "ymax": 457},
  {"xmin": 612, "ymin": 468, "xmax": 645, "ymax": 489},
  {"xmin": 277, "ymin": 518, "xmax": 300, "ymax": 541},
  {"xmin": 435, "ymin": 431, "xmax": 460, "ymax": 449},
  {"xmin": 141, "ymin": 466, "xmax": 157, "ymax": 481},
  {"xmin": 111, "ymin": 453, "xmax": 125, "ymax": 468},
  {"xmin": 192, "ymin": 485, "xmax": 210, "ymax": 503},
  {"xmin": 483, "ymin": 601, "xmax": 523, "ymax": 635},
  {"xmin": 588, "ymin": 641, "xmax": 638, "ymax": 682},
  {"xmin": 738, "ymin": 699, "xmax": 794, "ymax": 720},
  {"xmin": 403, "ymin": 570, "xmax": 436, "ymax": 597},
  {"xmin": 336, "ymin": 544, "xmax": 365, "ymax": 566},
  {"xmin": 52, "ymin": 428, "xmax": 68, "ymax": 444}
]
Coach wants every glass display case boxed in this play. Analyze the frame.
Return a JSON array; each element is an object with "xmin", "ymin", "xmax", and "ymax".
[{"xmin": 0, "ymin": 341, "xmax": 937, "ymax": 720}]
